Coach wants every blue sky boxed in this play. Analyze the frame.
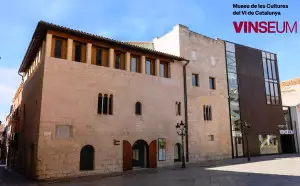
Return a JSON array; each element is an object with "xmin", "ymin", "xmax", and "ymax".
[{"xmin": 0, "ymin": 0, "xmax": 299, "ymax": 121}]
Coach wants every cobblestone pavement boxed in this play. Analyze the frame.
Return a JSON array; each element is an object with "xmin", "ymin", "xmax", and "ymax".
[{"xmin": 1, "ymin": 154, "xmax": 300, "ymax": 186}]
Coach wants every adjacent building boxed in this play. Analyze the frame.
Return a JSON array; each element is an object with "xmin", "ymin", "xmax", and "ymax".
[
  {"xmin": 4, "ymin": 21, "xmax": 287, "ymax": 180},
  {"xmin": 153, "ymin": 25, "xmax": 232, "ymax": 162},
  {"xmin": 281, "ymin": 78, "xmax": 300, "ymax": 153},
  {"xmin": 224, "ymin": 41, "xmax": 285, "ymax": 157}
]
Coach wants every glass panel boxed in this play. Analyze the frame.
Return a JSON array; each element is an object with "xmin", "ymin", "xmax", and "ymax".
[
  {"xmin": 146, "ymin": 60, "xmax": 151, "ymax": 74},
  {"xmin": 270, "ymin": 82, "xmax": 274, "ymax": 97},
  {"xmin": 55, "ymin": 39, "xmax": 62, "ymax": 58},
  {"xmin": 96, "ymin": 49, "xmax": 102, "ymax": 66},
  {"xmin": 267, "ymin": 95, "xmax": 271, "ymax": 104},
  {"xmin": 271, "ymin": 53, "xmax": 275, "ymax": 60},
  {"xmin": 259, "ymin": 135, "xmax": 279, "ymax": 154},
  {"xmin": 274, "ymin": 83, "xmax": 278, "ymax": 97},
  {"xmin": 226, "ymin": 52, "xmax": 236, "ymax": 67},
  {"xmin": 209, "ymin": 77, "xmax": 215, "ymax": 89},
  {"xmin": 262, "ymin": 58, "xmax": 268, "ymax": 78},
  {"xmin": 271, "ymin": 60, "xmax": 277, "ymax": 80},
  {"xmin": 267, "ymin": 60, "xmax": 273, "ymax": 79},
  {"xmin": 131, "ymin": 57, "xmax": 136, "ymax": 72},
  {"xmin": 115, "ymin": 54, "xmax": 120, "ymax": 69},
  {"xmin": 228, "ymin": 73, "xmax": 238, "ymax": 95},
  {"xmin": 160, "ymin": 63, "xmax": 165, "ymax": 77},
  {"xmin": 262, "ymin": 51, "xmax": 266, "ymax": 58},
  {"xmin": 266, "ymin": 52, "xmax": 271, "ymax": 59},
  {"xmin": 192, "ymin": 74, "xmax": 198, "ymax": 86},
  {"xmin": 265, "ymin": 81, "xmax": 270, "ymax": 96},
  {"xmin": 75, "ymin": 44, "xmax": 81, "ymax": 62},
  {"xmin": 225, "ymin": 42, "xmax": 235, "ymax": 53}
]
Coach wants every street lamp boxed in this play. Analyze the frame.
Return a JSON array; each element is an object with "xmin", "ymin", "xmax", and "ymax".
[
  {"xmin": 176, "ymin": 120, "xmax": 186, "ymax": 168},
  {"xmin": 242, "ymin": 120, "xmax": 251, "ymax": 161}
]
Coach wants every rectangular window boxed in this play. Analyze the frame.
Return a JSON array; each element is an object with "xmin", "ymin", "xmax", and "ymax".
[
  {"xmin": 267, "ymin": 59, "xmax": 273, "ymax": 80},
  {"xmin": 192, "ymin": 74, "xmax": 199, "ymax": 86},
  {"xmin": 271, "ymin": 60, "xmax": 277, "ymax": 80},
  {"xmin": 96, "ymin": 48, "xmax": 102, "ymax": 66},
  {"xmin": 131, "ymin": 57, "xmax": 137, "ymax": 72},
  {"xmin": 209, "ymin": 77, "xmax": 216, "ymax": 90},
  {"xmin": 262, "ymin": 58, "xmax": 268, "ymax": 79},
  {"xmin": 115, "ymin": 53, "xmax": 121, "ymax": 69},
  {"xmin": 146, "ymin": 59, "xmax": 155, "ymax": 75},
  {"xmin": 262, "ymin": 52, "xmax": 280, "ymax": 105},
  {"xmin": 92, "ymin": 46, "xmax": 108, "ymax": 66},
  {"xmin": 176, "ymin": 102, "xmax": 181, "ymax": 116},
  {"xmin": 160, "ymin": 62, "xmax": 169, "ymax": 78},
  {"xmin": 55, "ymin": 39, "xmax": 62, "ymax": 58},
  {"xmin": 146, "ymin": 60, "xmax": 151, "ymax": 74},
  {"xmin": 203, "ymin": 105, "xmax": 212, "ymax": 121},
  {"xmin": 208, "ymin": 135, "xmax": 214, "ymax": 141},
  {"xmin": 51, "ymin": 36, "xmax": 67, "ymax": 59},
  {"xmin": 158, "ymin": 138, "xmax": 166, "ymax": 161},
  {"xmin": 73, "ymin": 41, "xmax": 86, "ymax": 63},
  {"xmin": 75, "ymin": 44, "xmax": 82, "ymax": 62}
]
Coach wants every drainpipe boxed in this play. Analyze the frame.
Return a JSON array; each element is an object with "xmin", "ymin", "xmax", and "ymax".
[{"xmin": 183, "ymin": 59, "xmax": 190, "ymax": 162}]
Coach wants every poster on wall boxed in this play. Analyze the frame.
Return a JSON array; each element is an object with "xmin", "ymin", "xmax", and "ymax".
[{"xmin": 158, "ymin": 138, "xmax": 166, "ymax": 161}]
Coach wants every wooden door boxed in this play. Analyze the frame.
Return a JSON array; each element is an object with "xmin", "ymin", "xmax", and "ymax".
[
  {"xmin": 149, "ymin": 140, "xmax": 157, "ymax": 168},
  {"xmin": 123, "ymin": 140, "xmax": 132, "ymax": 171}
]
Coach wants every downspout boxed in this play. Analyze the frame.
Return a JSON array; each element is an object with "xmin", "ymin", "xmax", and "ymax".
[{"xmin": 183, "ymin": 59, "xmax": 190, "ymax": 162}]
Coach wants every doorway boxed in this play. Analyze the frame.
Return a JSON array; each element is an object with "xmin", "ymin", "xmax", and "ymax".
[
  {"xmin": 132, "ymin": 140, "xmax": 149, "ymax": 168},
  {"xmin": 281, "ymin": 135, "xmax": 296, "ymax": 153}
]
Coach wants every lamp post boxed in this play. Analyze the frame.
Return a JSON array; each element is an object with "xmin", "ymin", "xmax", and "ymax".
[
  {"xmin": 176, "ymin": 120, "xmax": 186, "ymax": 168},
  {"xmin": 242, "ymin": 120, "xmax": 251, "ymax": 161}
]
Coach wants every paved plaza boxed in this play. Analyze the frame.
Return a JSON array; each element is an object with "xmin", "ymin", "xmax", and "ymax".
[{"xmin": 1, "ymin": 154, "xmax": 300, "ymax": 186}]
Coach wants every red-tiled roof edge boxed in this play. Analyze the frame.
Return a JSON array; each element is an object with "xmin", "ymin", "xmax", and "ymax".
[{"xmin": 19, "ymin": 21, "xmax": 186, "ymax": 72}]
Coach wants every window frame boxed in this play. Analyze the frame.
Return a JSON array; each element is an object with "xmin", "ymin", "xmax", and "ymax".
[
  {"xmin": 209, "ymin": 77, "xmax": 216, "ymax": 90},
  {"xmin": 192, "ymin": 74, "xmax": 199, "ymax": 87}
]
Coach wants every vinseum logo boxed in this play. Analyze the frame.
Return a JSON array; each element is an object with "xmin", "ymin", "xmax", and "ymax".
[{"xmin": 233, "ymin": 21, "xmax": 298, "ymax": 33}]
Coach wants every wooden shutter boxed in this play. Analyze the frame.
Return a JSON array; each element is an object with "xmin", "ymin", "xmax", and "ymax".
[
  {"xmin": 91, "ymin": 46, "xmax": 96, "ymax": 65},
  {"xmin": 51, "ymin": 37, "xmax": 56, "ymax": 57},
  {"xmin": 61, "ymin": 39, "xmax": 67, "ymax": 59},
  {"xmin": 149, "ymin": 140, "xmax": 157, "ymax": 168},
  {"xmin": 123, "ymin": 140, "xmax": 132, "ymax": 171},
  {"xmin": 102, "ymin": 49, "xmax": 109, "ymax": 67},
  {"xmin": 120, "ymin": 53, "xmax": 125, "ymax": 70},
  {"xmin": 81, "ymin": 44, "xmax": 86, "ymax": 63}
]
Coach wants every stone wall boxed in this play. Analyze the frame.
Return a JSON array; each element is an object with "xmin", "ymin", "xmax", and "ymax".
[
  {"xmin": 36, "ymin": 56, "xmax": 185, "ymax": 179},
  {"xmin": 154, "ymin": 25, "xmax": 232, "ymax": 162}
]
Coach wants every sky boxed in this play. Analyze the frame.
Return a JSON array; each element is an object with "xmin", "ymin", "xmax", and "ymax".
[{"xmin": 0, "ymin": 0, "xmax": 299, "ymax": 121}]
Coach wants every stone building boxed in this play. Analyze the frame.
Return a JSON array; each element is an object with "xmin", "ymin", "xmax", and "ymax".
[
  {"xmin": 7, "ymin": 21, "xmax": 286, "ymax": 180},
  {"xmin": 12, "ymin": 21, "xmax": 194, "ymax": 180},
  {"xmin": 152, "ymin": 25, "xmax": 232, "ymax": 162}
]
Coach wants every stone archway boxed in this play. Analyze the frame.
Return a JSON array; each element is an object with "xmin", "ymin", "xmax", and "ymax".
[{"xmin": 132, "ymin": 140, "xmax": 149, "ymax": 168}]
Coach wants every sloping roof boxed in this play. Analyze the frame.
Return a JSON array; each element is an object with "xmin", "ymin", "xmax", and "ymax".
[
  {"xmin": 281, "ymin": 77, "xmax": 300, "ymax": 87},
  {"xmin": 19, "ymin": 21, "xmax": 186, "ymax": 72}
]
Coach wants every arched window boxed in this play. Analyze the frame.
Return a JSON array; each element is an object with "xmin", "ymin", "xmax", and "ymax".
[
  {"xmin": 174, "ymin": 143, "xmax": 181, "ymax": 162},
  {"xmin": 103, "ymin": 94, "xmax": 108, "ymax": 114},
  {"xmin": 109, "ymin": 95, "xmax": 113, "ymax": 115},
  {"xmin": 80, "ymin": 145, "xmax": 94, "ymax": 171},
  {"xmin": 98, "ymin": 94, "xmax": 102, "ymax": 114},
  {"xmin": 135, "ymin": 102, "xmax": 142, "ymax": 115},
  {"xmin": 203, "ymin": 105, "xmax": 212, "ymax": 121}
]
